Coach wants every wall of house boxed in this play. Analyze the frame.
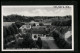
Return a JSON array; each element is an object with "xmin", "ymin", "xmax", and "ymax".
[{"xmin": 32, "ymin": 34, "xmax": 43, "ymax": 40}]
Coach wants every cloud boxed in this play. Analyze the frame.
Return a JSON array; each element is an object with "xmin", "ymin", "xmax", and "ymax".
[{"xmin": 2, "ymin": 6, "xmax": 72, "ymax": 16}]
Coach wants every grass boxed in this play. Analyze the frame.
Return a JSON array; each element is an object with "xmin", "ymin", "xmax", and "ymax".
[{"xmin": 3, "ymin": 22, "xmax": 15, "ymax": 27}]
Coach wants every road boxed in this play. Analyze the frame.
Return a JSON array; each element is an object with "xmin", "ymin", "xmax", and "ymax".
[{"xmin": 42, "ymin": 40, "xmax": 59, "ymax": 49}]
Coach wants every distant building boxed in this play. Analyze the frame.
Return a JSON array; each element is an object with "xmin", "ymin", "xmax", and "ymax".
[
  {"xmin": 19, "ymin": 25, "xmax": 31, "ymax": 29},
  {"xmin": 32, "ymin": 26, "xmax": 46, "ymax": 29},
  {"xmin": 43, "ymin": 23, "xmax": 51, "ymax": 26}
]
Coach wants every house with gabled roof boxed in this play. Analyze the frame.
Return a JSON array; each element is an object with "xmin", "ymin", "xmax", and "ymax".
[
  {"xmin": 31, "ymin": 27, "xmax": 46, "ymax": 40},
  {"xmin": 19, "ymin": 25, "xmax": 31, "ymax": 34}
]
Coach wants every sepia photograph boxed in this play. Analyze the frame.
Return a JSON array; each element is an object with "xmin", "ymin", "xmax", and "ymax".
[{"xmin": 1, "ymin": 5, "xmax": 74, "ymax": 51}]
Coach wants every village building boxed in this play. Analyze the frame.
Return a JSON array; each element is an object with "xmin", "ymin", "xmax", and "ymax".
[
  {"xmin": 19, "ymin": 25, "xmax": 31, "ymax": 34},
  {"xmin": 43, "ymin": 22, "xmax": 51, "ymax": 26},
  {"xmin": 31, "ymin": 27, "xmax": 46, "ymax": 40}
]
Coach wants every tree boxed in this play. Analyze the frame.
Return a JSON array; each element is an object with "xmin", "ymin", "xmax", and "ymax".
[
  {"xmin": 9, "ymin": 26, "xmax": 15, "ymax": 35},
  {"xmin": 15, "ymin": 22, "xmax": 22, "ymax": 28},
  {"xmin": 52, "ymin": 31, "xmax": 72, "ymax": 49},
  {"xmin": 3, "ymin": 26, "xmax": 8, "ymax": 38},
  {"xmin": 3, "ymin": 26, "xmax": 8, "ymax": 49},
  {"xmin": 33, "ymin": 23, "xmax": 36, "ymax": 26},
  {"xmin": 7, "ymin": 27, "xmax": 12, "ymax": 36},
  {"xmin": 12, "ymin": 23, "xmax": 18, "ymax": 34},
  {"xmin": 21, "ymin": 33, "xmax": 37, "ymax": 48},
  {"xmin": 36, "ymin": 37, "xmax": 42, "ymax": 49},
  {"xmin": 39, "ymin": 23, "xmax": 44, "ymax": 26},
  {"xmin": 52, "ymin": 31, "xmax": 60, "ymax": 39},
  {"xmin": 67, "ymin": 20, "xmax": 71, "ymax": 26},
  {"xmin": 34, "ymin": 35, "xmax": 37, "ymax": 38}
]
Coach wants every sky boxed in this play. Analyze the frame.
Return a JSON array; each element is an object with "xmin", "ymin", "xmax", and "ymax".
[{"xmin": 2, "ymin": 5, "xmax": 73, "ymax": 16}]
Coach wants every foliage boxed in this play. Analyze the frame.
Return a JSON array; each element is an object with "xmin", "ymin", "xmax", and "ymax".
[
  {"xmin": 20, "ymin": 33, "xmax": 37, "ymax": 48},
  {"xmin": 7, "ymin": 26, "xmax": 12, "ymax": 36},
  {"xmin": 3, "ymin": 26, "xmax": 8, "ymax": 38},
  {"xmin": 51, "ymin": 20, "xmax": 71, "ymax": 26},
  {"xmin": 39, "ymin": 23, "xmax": 44, "ymax": 26},
  {"xmin": 36, "ymin": 37, "xmax": 42, "ymax": 49},
  {"xmin": 33, "ymin": 23, "xmax": 36, "ymax": 26},
  {"xmin": 34, "ymin": 35, "xmax": 37, "ymax": 38},
  {"xmin": 15, "ymin": 22, "xmax": 23, "ymax": 28},
  {"xmin": 9, "ymin": 26, "xmax": 15, "ymax": 35},
  {"xmin": 52, "ymin": 31, "xmax": 72, "ymax": 49},
  {"xmin": 3, "ymin": 15, "xmax": 71, "ymax": 22},
  {"xmin": 12, "ymin": 23, "xmax": 18, "ymax": 34}
]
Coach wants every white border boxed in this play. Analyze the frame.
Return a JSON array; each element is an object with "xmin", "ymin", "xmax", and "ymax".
[{"xmin": 1, "ymin": 5, "xmax": 74, "ymax": 51}]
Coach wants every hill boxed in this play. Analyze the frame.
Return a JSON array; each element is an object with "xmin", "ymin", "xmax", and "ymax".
[{"xmin": 3, "ymin": 14, "xmax": 71, "ymax": 22}]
